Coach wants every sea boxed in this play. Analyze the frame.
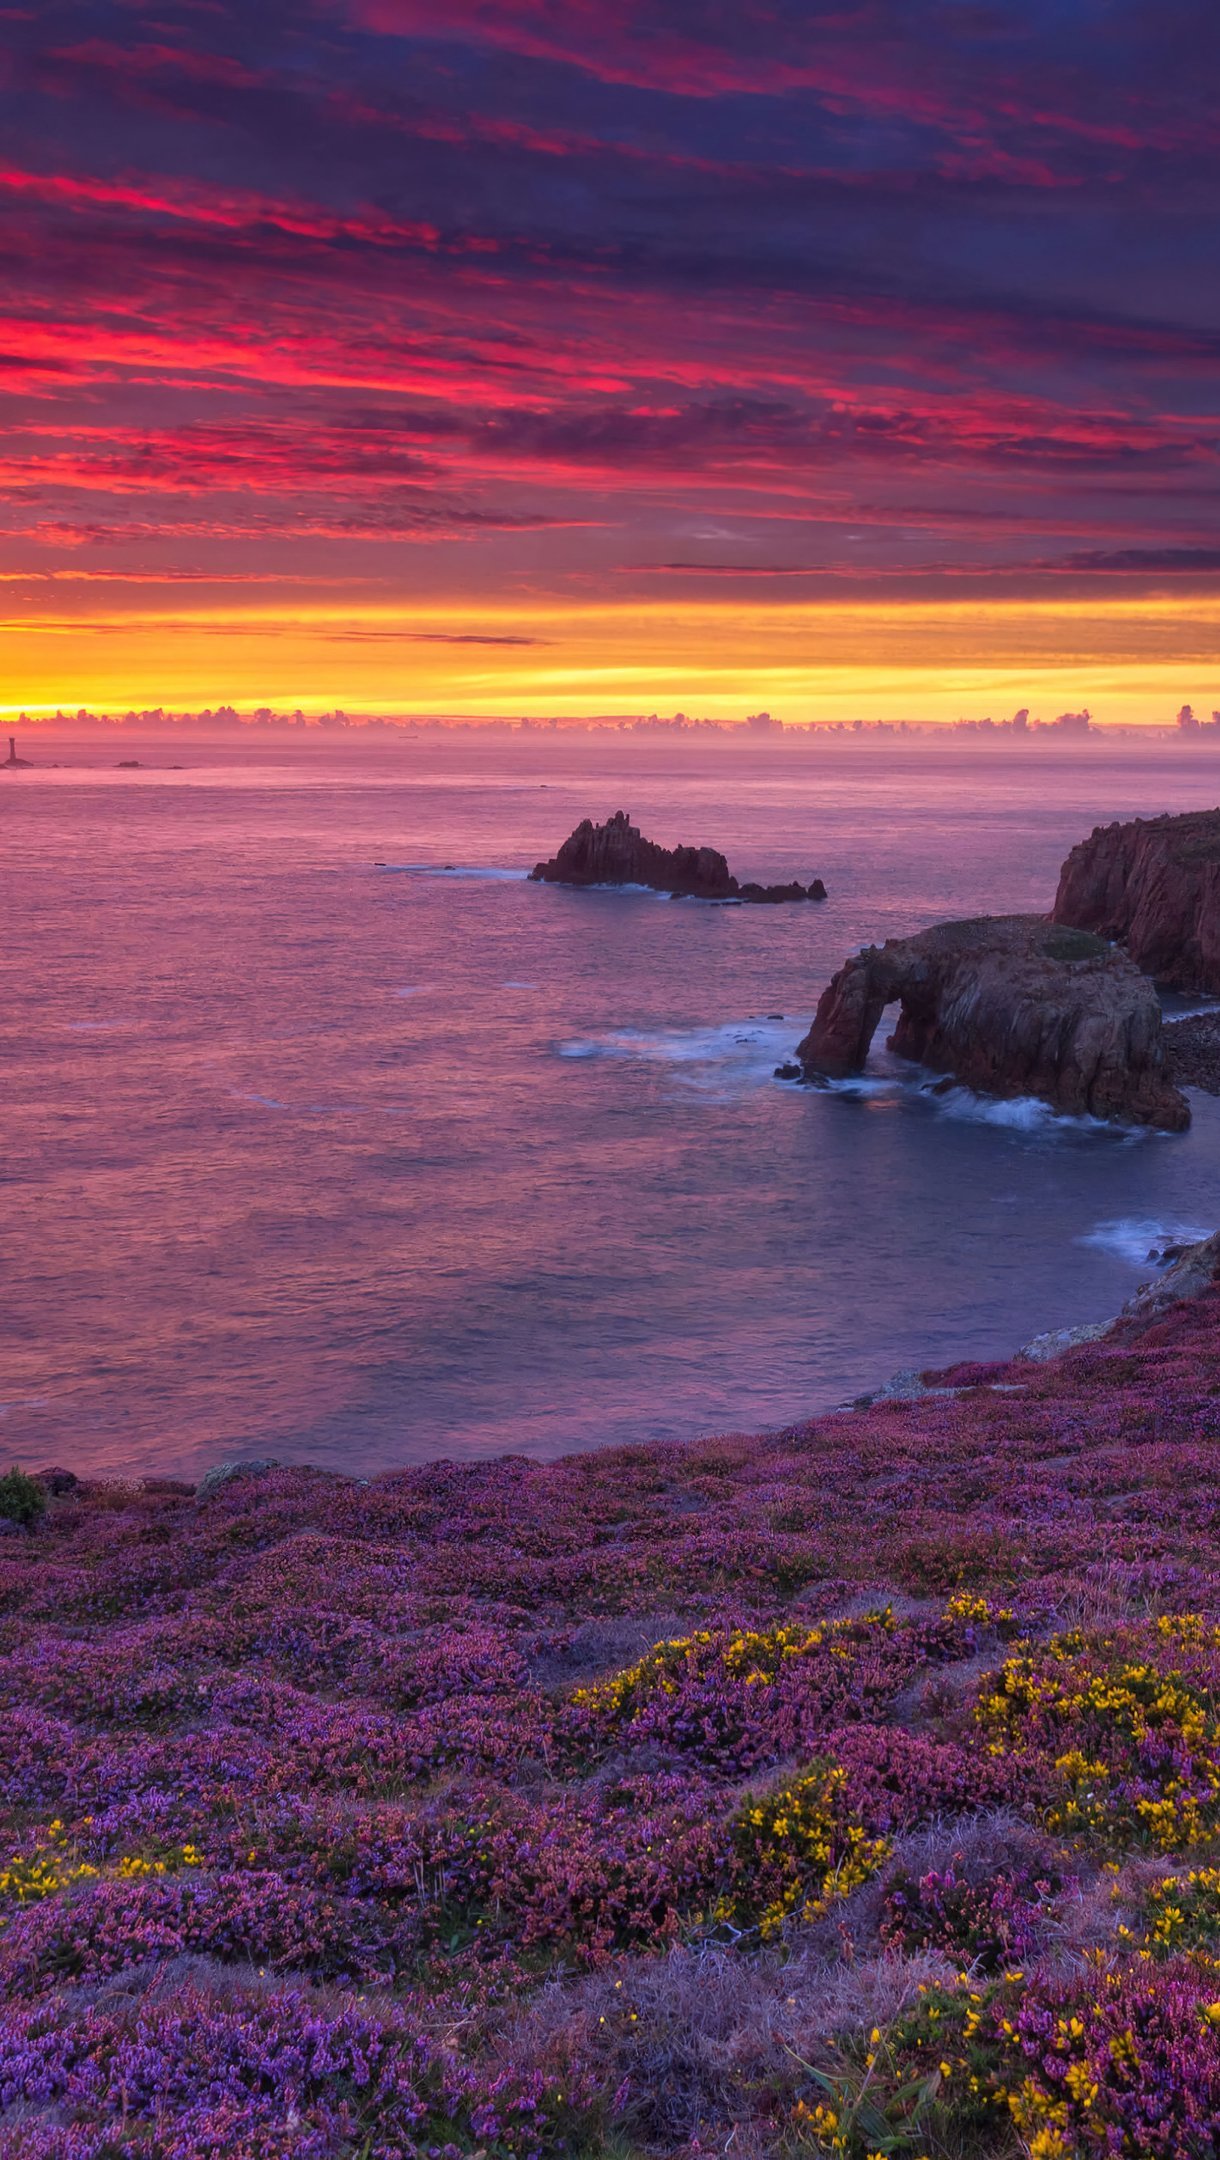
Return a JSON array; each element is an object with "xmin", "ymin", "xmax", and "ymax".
[{"xmin": 6, "ymin": 728, "xmax": 1220, "ymax": 1483}]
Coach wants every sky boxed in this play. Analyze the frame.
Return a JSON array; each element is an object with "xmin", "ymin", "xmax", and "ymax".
[{"xmin": 2, "ymin": 0, "xmax": 1219, "ymax": 723}]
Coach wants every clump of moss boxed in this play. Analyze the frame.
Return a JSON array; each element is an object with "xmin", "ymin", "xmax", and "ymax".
[
  {"xmin": 1041, "ymin": 926, "xmax": 1109, "ymax": 963},
  {"xmin": 0, "ymin": 1468, "xmax": 47, "ymax": 1529}
]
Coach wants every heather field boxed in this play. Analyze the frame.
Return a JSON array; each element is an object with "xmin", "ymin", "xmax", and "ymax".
[{"xmin": 8, "ymin": 1285, "xmax": 1220, "ymax": 2158}]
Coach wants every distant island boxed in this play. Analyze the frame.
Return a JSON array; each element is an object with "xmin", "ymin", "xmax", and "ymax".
[
  {"xmin": 530, "ymin": 808, "xmax": 827, "ymax": 902},
  {"xmin": 9, "ymin": 701, "xmax": 1220, "ymax": 739}
]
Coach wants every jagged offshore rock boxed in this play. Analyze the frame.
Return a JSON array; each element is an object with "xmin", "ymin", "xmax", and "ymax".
[
  {"xmin": 529, "ymin": 809, "xmax": 826, "ymax": 902},
  {"xmin": 1053, "ymin": 807, "xmax": 1220, "ymax": 991},
  {"xmin": 797, "ymin": 913, "xmax": 1189, "ymax": 1130}
]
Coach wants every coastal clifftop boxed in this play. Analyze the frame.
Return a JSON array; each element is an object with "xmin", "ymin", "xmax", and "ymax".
[{"xmin": 8, "ymin": 1232, "xmax": 1220, "ymax": 2156}]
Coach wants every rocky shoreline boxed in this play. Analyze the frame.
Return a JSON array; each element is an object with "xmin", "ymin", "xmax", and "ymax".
[
  {"xmin": 853, "ymin": 1223, "xmax": 1220, "ymax": 1405},
  {"xmin": 1165, "ymin": 1007, "xmax": 1220, "ymax": 1093}
]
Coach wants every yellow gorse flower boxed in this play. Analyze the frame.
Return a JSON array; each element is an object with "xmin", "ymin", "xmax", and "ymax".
[{"xmin": 0, "ymin": 1826, "xmax": 203, "ymax": 1912}]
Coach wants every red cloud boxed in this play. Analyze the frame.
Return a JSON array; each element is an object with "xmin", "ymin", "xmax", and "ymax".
[
  {"xmin": 0, "ymin": 164, "xmax": 446, "ymax": 249},
  {"xmin": 49, "ymin": 40, "xmax": 261, "ymax": 89}
]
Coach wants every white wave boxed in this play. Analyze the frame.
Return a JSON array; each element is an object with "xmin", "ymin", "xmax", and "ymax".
[
  {"xmin": 502, "ymin": 979, "xmax": 540, "ymax": 989},
  {"xmin": 555, "ymin": 1025, "xmax": 1158, "ymax": 1133},
  {"xmin": 1078, "ymin": 1216, "xmax": 1213, "ymax": 1265},
  {"xmin": 813, "ymin": 1074, "xmax": 901, "ymax": 1099},
  {"xmin": 922, "ymin": 1083, "xmax": 1144, "ymax": 1137},
  {"xmin": 580, "ymin": 880, "xmax": 665, "ymax": 896},
  {"xmin": 543, "ymin": 880, "xmax": 730, "ymax": 902},
  {"xmin": 229, "ymin": 1090, "xmax": 366, "ymax": 1116},
  {"xmin": 929, "ymin": 1088, "xmax": 1067, "ymax": 1132},
  {"xmin": 803, "ymin": 1064, "xmax": 1129, "ymax": 1133},
  {"xmin": 1164, "ymin": 999, "xmax": 1220, "ymax": 1020},
  {"xmin": 375, "ymin": 863, "xmax": 528, "ymax": 881},
  {"xmin": 557, "ymin": 1018, "xmax": 799, "ymax": 1091}
]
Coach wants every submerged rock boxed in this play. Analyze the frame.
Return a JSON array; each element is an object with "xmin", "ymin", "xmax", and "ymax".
[
  {"xmin": 529, "ymin": 810, "xmax": 826, "ymax": 902},
  {"xmin": 797, "ymin": 913, "xmax": 1189, "ymax": 1130},
  {"xmin": 1053, "ymin": 807, "xmax": 1220, "ymax": 991}
]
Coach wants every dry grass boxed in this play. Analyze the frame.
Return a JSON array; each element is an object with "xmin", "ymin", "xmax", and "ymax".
[{"xmin": 502, "ymin": 1941, "xmax": 960, "ymax": 2150}]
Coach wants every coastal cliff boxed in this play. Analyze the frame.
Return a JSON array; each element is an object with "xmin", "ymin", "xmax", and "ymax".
[
  {"xmin": 1053, "ymin": 806, "xmax": 1220, "ymax": 990},
  {"xmin": 798, "ymin": 913, "xmax": 1189, "ymax": 1129},
  {"xmin": 530, "ymin": 809, "xmax": 826, "ymax": 902}
]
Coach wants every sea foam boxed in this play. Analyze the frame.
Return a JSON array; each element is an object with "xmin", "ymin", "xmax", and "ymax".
[
  {"xmin": 558, "ymin": 1018, "xmax": 799, "ymax": 1093},
  {"xmin": 376, "ymin": 864, "xmax": 528, "ymax": 881},
  {"xmin": 1078, "ymin": 1216, "xmax": 1214, "ymax": 1265}
]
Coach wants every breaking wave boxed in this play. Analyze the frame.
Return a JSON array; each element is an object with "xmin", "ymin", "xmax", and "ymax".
[
  {"xmin": 558, "ymin": 1018, "xmax": 799, "ymax": 1093},
  {"xmin": 1078, "ymin": 1216, "xmax": 1213, "ymax": 1265},
  {"xmin": 374, "ymin": 863, "xmax": 528, "ymax": 881}
]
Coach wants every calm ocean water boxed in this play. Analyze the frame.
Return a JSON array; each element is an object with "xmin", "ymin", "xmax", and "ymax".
[{"xmin": 6, "ymin": 729, "xmax": 1220, "ymax": 1481}]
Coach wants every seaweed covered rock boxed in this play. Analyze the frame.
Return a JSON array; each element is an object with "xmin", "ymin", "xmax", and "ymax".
[{"xmin": 797, "ymin": 913, "xmax": 1189, "ymax": 1129}]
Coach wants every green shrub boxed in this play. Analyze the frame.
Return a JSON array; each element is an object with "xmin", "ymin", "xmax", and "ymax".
[{"xmin": 0, "ymin": 1467, "xmax": 47, "ymax": 1528}]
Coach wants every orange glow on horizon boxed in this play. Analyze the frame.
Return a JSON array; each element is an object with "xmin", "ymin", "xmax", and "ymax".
[{"xmin": 2, "ymin": 591, "xmax": 1218, "ymax": 728}]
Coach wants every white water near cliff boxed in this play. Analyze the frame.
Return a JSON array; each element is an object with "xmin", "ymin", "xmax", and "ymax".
[{"xmin": 6, "ymin": 729, "xmax": 1220, "ymax": 1481}]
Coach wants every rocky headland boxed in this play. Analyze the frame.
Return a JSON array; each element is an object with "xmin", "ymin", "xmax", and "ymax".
[
  {"xmin": 530, "ymin": 808, "xmax": 827, "ymax": 902},
  {"xmin": 796, "ymin": 912, "xmax": 1190, "ymax": 1129},
  {"xmin": 1053, "ymin": 805, "xmax": 1220, "ymax": 990}
]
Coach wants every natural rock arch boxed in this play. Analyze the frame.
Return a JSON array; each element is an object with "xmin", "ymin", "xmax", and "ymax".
[{"xmin": 797, "ymin": 915, "xmax": 1189, "ymax": 1130}]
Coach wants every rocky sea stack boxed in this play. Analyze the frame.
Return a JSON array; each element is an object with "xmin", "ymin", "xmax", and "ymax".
[
  {"xmin": 1053, "ymin": 806, "xmax": 1220, "ymax": 991},
  {"xmin": 530, "ymin": 809, "xmax": 826, "ymax": 902},
  {"xmin": 798, "ymin": 913, "xmax": 1190, "ymax": 1130}
]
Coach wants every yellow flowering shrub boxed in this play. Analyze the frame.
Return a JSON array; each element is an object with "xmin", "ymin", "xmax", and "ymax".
[
  {"xmin": 730, "ymin": 1762, "xmax": 888, "ymax": 1938},
  {"xmin": 0, "ymin": 1820, "xmax": 202, "ymax": 1912},
  {"xmin": 974, "ymin": 1624, "xmax": 1220, "ymax": 1849}
]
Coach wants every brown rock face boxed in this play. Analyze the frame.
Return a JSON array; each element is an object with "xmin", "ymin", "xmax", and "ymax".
[
  {"xmin": 530, "ymin": 811, "xmax": 825, "ymax": 902},
  {"xmin": 797, "ymin": 914, "xmax": 1189, "ymax": 1130},
  {"xmin": 1052, "ymin": 808, "xmax": 1220, "ymax": 990}
]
